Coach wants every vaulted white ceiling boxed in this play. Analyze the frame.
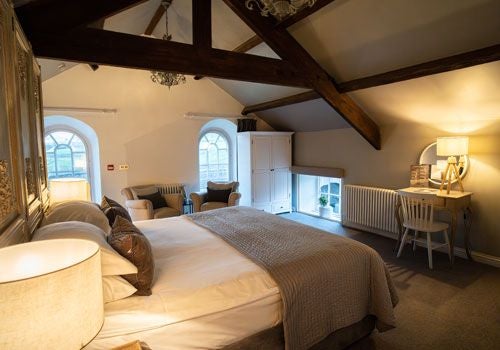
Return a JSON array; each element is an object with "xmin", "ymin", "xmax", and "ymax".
[{"xmin": 37, "ymin": 0, "xmax": 500, "ymax": 133}]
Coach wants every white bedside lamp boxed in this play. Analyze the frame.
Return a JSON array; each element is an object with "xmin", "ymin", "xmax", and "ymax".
[
  {"xmin": 436, "ymin": 136, "xmax": 469, "ymax": 194},
  {"xmin": 0, "ymin": 239, "xmax": 103, "ymax": 349}
]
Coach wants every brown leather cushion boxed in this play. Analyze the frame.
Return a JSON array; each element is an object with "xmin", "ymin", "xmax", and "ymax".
[
  {"xmin": 108, "ymin": 216, "xmax": 155, "ymax": 295},
  {"xmin": 101, "ymin": 196, "xmax": 132, "ymax": 225}
]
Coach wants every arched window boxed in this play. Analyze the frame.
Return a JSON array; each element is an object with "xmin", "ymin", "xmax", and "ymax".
[
  {"xmin": 44, "ymin": 130, "xmax": 89, "ymax": 181},
  {"xmin": 199, "ymin": 130, "xmax": 231, "ymax": 191}
]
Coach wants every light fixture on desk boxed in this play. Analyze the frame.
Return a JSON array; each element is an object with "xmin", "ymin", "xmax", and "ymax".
[
  {"xmin": 0, "ymin": 239, "xmax": 103, "ymax": 349},
  {"xmin": 436, "ymin": 136, "xmax": 469, "ymax": 194},
  {"xmin": 49, "ymin": 178, "xmax": 91, "ymax": 204}
]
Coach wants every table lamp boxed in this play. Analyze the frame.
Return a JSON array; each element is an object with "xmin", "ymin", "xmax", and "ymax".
[
  {"xmin": 50, "ymin": 178, "xmax": 91, "ymax": 204},
  {"xmin": 436, "ymin": 136, "xmax": 469, "ymax": 194},
  {"xmin": 0, "ymin": 239, "xmax": 103, "ymax": 349}
]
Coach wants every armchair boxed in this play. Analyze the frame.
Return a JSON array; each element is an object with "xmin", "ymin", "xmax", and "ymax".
[
  {"xmin": 121, "ymin": 184, "xmax": 185, "ymax": 221},
  {"xmin": 190, "ymin": 181, "xmax": 241, "ymax": 213}
]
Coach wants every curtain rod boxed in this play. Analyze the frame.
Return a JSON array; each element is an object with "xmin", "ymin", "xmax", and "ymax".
[
  {"xmin": 44, "ymin": 106, "xmax": 118, "ymax": 114},
  {"xmin": 184, "ymin": 112, "xmax": 256, "ymax": 120}
]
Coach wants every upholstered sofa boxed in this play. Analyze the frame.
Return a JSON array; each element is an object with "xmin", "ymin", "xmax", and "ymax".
[
  {"xmin": 121, "ymin": 184, "xmax": 185, "ymax": 221},
  {"xmin": 190, "ymin": 181, "xmax": 241, "ymax": 213}
]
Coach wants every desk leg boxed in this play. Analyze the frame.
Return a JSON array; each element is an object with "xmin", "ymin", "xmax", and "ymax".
[
  {"xmin": 394, "ymin": 198, "xmax": 403, "ymax": 253},
  {"xmin": 450, "ymin": 210, "xmax": 457, "ymax": 265},
  {"xmin": 464, "ymin": 206, "xmax": 473, "ymax": 261}
]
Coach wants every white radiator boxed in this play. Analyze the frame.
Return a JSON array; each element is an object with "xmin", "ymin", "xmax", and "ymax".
[
  {"xmin": 342, "ymin": 185, "xmax": 399, "ymax": 237},
  {"xmin": 156, "ymin": 183, "xmax": 186, "ymax": 197}
]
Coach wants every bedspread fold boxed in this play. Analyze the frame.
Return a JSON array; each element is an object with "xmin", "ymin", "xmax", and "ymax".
[{"xmin": 188, "ymin": 207, "xmax": 397, "ymax": 350}]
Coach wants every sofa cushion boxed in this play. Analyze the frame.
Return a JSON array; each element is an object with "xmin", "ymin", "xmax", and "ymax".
[
  {"xmin": 138, "ymin": 191, "xmax": 167, "ymax": 210},
  {"xmin": 153, "ymin": 206, "xmax": 180, "ymax": 219},
  {"xmin": 130, "ymin": 186, "xmax": 157, "ymax": 200},
  {"xmin": 108, "ymin": 216, "xmax": 155, "ymax": 296},
  {"xmin": 201, "ymin": 202, "xmax": 228, "ymax": 212},
  {"xmin": 206, "ymin": 188, "xmax": 232, "ymax": 203},
  {"xmin": 207, "ymin": 181, "xmax": 238, "ymax": 192}
]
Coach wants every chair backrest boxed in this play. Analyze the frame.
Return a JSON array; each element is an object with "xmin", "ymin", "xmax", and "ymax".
[
  {"xmin": 207, "ymin": 181, "xmax": 239, "ymax": 192},
  {"xmin": 121, "ymin": 183, "xmax": 185, "ymax": 200},
  {"xmin": 398, "ymin": 191, "xmax": 436, "ymax": 230}
]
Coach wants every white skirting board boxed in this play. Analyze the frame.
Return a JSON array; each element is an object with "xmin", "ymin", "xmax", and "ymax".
[{"xmin": 343, "ymin": 220, "xmax": 500, "ymax": 268}]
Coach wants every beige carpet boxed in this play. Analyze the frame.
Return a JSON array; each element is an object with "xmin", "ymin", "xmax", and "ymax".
[{"xmin": 281, "ymin": 213, "xmax": 500, "ymax": 350}]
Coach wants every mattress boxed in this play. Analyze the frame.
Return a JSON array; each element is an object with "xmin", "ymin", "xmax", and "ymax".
[{"xmin": 85, "ymin": 216, "xmax": 282, "ymax": 350}]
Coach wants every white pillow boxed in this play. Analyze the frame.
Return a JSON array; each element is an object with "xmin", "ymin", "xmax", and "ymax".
[
  {"xmin": 102, "ymin": 276, "xmax": 137, "ymax": 303},
  {"xmin": 32, "ymin": 221, "xmax": 137, "ymax": 277},
  {"xmin": 42, "ymin": 200, "xmax": 111, "ymax": 234},
  {"xmin": 131, "ymin": 186, "xmax": 157, "ymax": 200}
]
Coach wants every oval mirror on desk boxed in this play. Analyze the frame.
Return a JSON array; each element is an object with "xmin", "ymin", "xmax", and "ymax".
[{"xmin": 419, "ymin": 142, "xmax": 470, "ymax": 186}]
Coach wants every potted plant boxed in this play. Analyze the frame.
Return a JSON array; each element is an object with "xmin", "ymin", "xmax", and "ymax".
[{"xmin": 318, "ymin": 195, "xmax": 332, "ymax": 218}]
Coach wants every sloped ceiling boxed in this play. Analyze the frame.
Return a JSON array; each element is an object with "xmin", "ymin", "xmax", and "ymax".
[{"xmin": 36, "ymin": 0, "xmax": 500, "ymax": 133}]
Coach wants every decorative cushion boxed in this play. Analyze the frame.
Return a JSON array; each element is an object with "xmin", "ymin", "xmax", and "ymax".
[
  {"xmin": 32, "ymin": 221, "xmax": 137, "ymax": 277},
  {"xmin": 42, "ymin": 200, "xmax": 111, "ymax": 234},
  {"xmin": 153, "ymin": 206, "xmax": 180, "ymax": 219},
  {"xmin": 101, "ymin": 196, "xmax": 132, "ymax": 225},
  {"xmin": 130, "ymin": 186, "xmax": 157, "ymax": 200},
  {"xmin": 108, "ymin": 216, "xmax": 155, "ymax": 296},
  {"xmin": 201, "ymin": 202, "xmax": 228, "ymax": 211},
  {"xmin": 207, "ymin": 181, "xmax": 238, "ymax": 192},
  {"xmin": 102, "ymin": 276, "xmax": 137, "ymax": 303},
  {"xmin": 206, "ymin": 188, "xmax": 232, "ymax": 203},
  {"xmin": 138, "ymin": 191, "xmax": 167, "ymax": 210}
]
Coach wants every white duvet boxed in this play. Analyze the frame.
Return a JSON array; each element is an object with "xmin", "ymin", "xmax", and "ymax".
[{"xmin": 86, "ymin": 216, "xmax": 282, "ymax": 349}]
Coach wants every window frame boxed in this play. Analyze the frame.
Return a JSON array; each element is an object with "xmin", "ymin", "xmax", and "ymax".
[
  {"xmin": 198, "ymin": 128, "xmax": 232, "ymax": 191},
  {"xmin": 297, "ymin": 174, "xmax": 342, "ymax": 221},
  {"xmin": 44, "ymin": 126, "xmax": 92, "ymax": 185}
]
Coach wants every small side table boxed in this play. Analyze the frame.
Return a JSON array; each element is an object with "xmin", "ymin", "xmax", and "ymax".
[{"xmin": 183, "ymin": 199, "xmax": 193, "ymax": 214}]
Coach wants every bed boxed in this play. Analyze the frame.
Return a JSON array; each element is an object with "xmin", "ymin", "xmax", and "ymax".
[{"xmin": 85, "ymin": 206, "xmax": 397, "ymax": 350}]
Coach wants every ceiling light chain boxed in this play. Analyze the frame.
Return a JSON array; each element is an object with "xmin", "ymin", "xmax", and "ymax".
[
  {"xmin": 150, "ymin": 0, "xmax": 186, "ymax": 89},
  {"xmin": 245, "ymin": 0, "xmax": 317, "ymax": 20}
]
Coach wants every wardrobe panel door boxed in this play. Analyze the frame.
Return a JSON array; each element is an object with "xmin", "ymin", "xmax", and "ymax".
[
  {"xmin": 252, "ymin": 170, "xmax": 271, "ymax": 204},
  {"xmin": 272, "ymin": 136, "xmax": 291, "ymax": 169},
  {"xmin": 14, "ymin": 31, "xmax": 39, "ymax": 206},
  {"xmin": 252, "ymin": 136, "xmax": 272, "ymax": 171},
  {"xmin": 0, "ymin": 9, "xmax": 19, "ymax": 231}
]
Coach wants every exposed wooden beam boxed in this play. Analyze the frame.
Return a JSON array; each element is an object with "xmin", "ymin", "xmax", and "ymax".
[
  {"xmin": 195, "ymin": 0, "xmax": 335, "ymax": 80},
  {"xmin": 242, "ymin": 90, "xmax": 320, "ymax": 115},
  {"xmin": 233, "ymin": 35, "xmax": 264, "ymax": 53},
  {"xmin": 30, "ymin": 28, "xmax": 312, "ymax": 88},
  {"xmin": 224, "ymin": 0, "xmax": 381, "ymax": 150},
  {"xmin": 144, "ymin": 4, "xmax": 165, "ymax": 35},
  {"xmin": 337, "ymin": 44, "xmax": 500, "ymax": 92},
  {"xmin": 192, "ymin": 0, "xmax": 212, "ymax": 49},
  {"xmin": 16, "ymin": 0, "xmax": 147, "ymax": 36}
]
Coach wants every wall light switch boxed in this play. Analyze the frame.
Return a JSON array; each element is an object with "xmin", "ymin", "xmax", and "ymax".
[{"xmin": 118, "ymin": 164, "xmax": 129, "ymax": 170}]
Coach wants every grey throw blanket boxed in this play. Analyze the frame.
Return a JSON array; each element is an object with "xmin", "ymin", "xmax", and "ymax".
[{"xmin": 188, "ymin": 207, "xmax": 398, "ymax": 350}]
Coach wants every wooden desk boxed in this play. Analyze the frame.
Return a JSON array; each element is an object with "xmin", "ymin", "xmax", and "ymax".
[{"xmin": 395, "ymin": 187, "xmax": 473, "ymax": 264}]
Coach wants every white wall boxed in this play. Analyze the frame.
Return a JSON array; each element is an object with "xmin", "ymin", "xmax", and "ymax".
[
  {"xmin": 42, "ymin": 65, "xmax": 271, "ymax": 203},
  {"xmin": 293, "ymin": 122, "xmax": 500, "ymax": 258}
]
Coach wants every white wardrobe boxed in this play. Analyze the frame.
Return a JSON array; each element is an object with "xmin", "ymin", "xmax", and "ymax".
[{"xmin": 237, "ymin": 132, "xmax": 293, "ymax": 214}]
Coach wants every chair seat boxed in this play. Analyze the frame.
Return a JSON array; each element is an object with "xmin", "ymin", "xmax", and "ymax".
[
  {"xmin": 201, "ymin": 202, "xmax": 228, "ymax": 211},
  {"xmin": 403, "ymin": 221, "xmax": 449, "ymax": 232},
  {"xmin": 153, "ymin": 206, "xmax": 180, "ymax": 219}
]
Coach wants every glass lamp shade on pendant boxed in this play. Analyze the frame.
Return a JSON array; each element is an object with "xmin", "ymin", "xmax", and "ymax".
[
  {"xmin": 245, "ymin": 0, "xmax": 317, "ymax": 20},
  {"xmin": 150, "ymin": 0, "xmax": 186, "ymax": 89}
]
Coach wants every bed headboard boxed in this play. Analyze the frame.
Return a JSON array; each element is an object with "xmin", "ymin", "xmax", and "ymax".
[{"xmin": 0, "ymin": 0, "xmax": 49, "ymax": 247}]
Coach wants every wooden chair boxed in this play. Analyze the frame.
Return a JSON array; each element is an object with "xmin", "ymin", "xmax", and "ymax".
[{"xmin": 397, "ymin": 191, "xmax": 451, "ymax": 269}]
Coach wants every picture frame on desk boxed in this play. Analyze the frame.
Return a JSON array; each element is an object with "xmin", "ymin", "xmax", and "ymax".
[{"xmin": 410, "ymin": 164, "xmax": 430, "ymax": 187}]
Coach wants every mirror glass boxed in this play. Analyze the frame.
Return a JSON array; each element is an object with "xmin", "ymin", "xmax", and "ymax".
[{"xmin": 419, "ymin": 142, "xmax": 469, "ymax": 185}]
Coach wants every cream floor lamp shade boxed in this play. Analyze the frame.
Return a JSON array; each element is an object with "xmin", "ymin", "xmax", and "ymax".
[{"xmin": 0, "ymin": 239, "xmax": 104, "ymax": 349}]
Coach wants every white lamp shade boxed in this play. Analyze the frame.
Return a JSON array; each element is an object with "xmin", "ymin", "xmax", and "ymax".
[
  {"xmin": 0, "ymin": 239, "xmax": 103, "ymax": 349},
  {"xmin": 50, "ymin": 178, "xmax": 90, "ymax": 204},
  {"xmin": 436, "ymin": 136, "xmax": 469, "ymax": 156}
]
